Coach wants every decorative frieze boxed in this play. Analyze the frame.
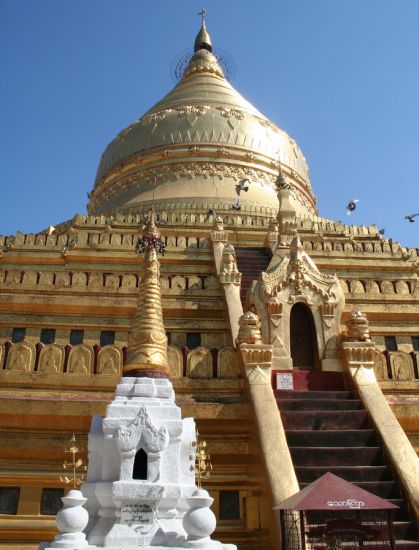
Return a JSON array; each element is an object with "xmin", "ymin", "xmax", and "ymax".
[{"xmin": 342, "ymin": 342, "xmax": 376, "ymax": 367}]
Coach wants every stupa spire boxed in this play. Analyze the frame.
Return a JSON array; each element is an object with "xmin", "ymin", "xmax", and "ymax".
[{"xmin": 124, "ymin": 209, "xmax": 169, "ymax": 378}]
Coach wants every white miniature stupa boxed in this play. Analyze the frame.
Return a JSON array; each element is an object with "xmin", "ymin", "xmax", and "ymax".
[{"xmin": 41, "ymin": 212, "xmax": 235, "ymax": 550}]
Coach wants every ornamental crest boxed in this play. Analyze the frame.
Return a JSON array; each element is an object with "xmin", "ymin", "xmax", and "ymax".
[
  {"xmin": 261, "ymin": 235, "xmax": 338, "ymax": 300},
  {"xmin": 116, "ymin": 406, "xmax": 169, "ymax": 454}
]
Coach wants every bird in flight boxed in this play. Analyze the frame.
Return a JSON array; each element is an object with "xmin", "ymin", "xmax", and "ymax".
[
  {"xmin": 379, "ymin": 228, "xmax": 386, "ymax": 235},
  {"xmin": 230, "ymin": 198, "xmax": 241, "ymax": 211},
  {"xmin": 346, "ymin": 199, "xmax": 359, "ymax": 215},
  {"xmin": 204, "ymin": 208, "xmax": 218, "ymax": 222},
  {"xmin": 404, "ymin": 213, "xmax": 419, "ymax": 223},
  {"xmin": 235, "ymin": 179, "xmax": 250, "ymax": 196}
]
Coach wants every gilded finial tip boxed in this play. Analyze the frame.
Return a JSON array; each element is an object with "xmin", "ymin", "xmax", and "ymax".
[{"xmin": 194, "ymin": 8, "xmax": 212, "ymax": 52}]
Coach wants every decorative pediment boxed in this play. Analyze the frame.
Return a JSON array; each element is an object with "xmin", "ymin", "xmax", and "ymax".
[
  {"xmin": 261, "ymin": 252, "xmax": 338, "ymax": 300},
  {"xmin": 116, "ymin": 406, "xmax": 169, "ymax": 454}
]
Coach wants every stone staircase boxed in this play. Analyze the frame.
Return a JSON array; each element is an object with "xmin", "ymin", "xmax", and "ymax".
[
  {"xmin": 276, "ymin": 386, "xmax": 419, "ymax": 549},
  {"xmin": 235, "ymin": 247, "xmax": 272, "ymax": 303}
]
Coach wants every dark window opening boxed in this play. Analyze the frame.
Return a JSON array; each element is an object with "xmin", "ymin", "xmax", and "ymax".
[
  {"xmin": 411, "ymin": 336, "xmax": 419, "ymax": 352},
  {"xmin": 40, "ymin": 329, "xmax": 56, "ymax": 345},
  {"xmin": 133, "ymin": 448, "xmax": 147, "ymax": 480},
  {"xmin": 100, "ymin": 331, "xmax": 115, "ymax": 346},
  {"xmin": 167, "ymin": 332, "xmax": 172, "ymax": 345},
  {"xmin": 219, "ymin": 490, "xmax": 240, "ymax": 520},
  {"xmin": 0, "ymin": 488, "xmax": 20, "ymax": 515},
  {"xmin": 40, "ymin": 488, "xmax": 64, "ymax": 515},
  {"xmin": 384, "ymin": 336, "xmax": 398, "ymax": 352},
  {"xmin": 186, "ymin": 333, "xmax": 201, "ymax": 349},
  {"xmin": 11, "ymin": 328, "xmax": 25, "ymax": 343},
  {"xmin": 70, "ymin": 330, "xmax": 84, "ymax": 346}
]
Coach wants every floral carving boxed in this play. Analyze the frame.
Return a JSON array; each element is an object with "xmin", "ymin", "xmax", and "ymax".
[
  {"xmin": 215, "ymin": 106, "xmax": 245, "ymax": 120},
  {"xmin": 142, "ymin": 110, "xmax": 170, "ymax": 127},
  {"xmin": 176, "ymin": 105, "xmax": 209, "ymax": 117}
]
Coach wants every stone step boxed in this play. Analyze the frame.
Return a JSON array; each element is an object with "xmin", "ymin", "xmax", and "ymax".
[
  {"xmin": 286, "ymin": 429, "xmax": 377, "ymax": 447},
  {"xmin": 295, "ymin": 540, "xmax": 419, "ymax": 550},
  {"xmin": 294, "ymin": 465, "xmax": 392, "ymax": 483},
  {"xmin": 279, "ymin": 389, "xmax": 417, "ymax": 546},
  {"xmin": 275, "ymin": 389, "xmax": 355, "ymax": 400},
  {"xmin": 388, "ymin": 498, "xmax": 410, "ymax": 515},
  {"xmin": 280, "ymin": 409, "xmax": 370, "ymax": 430},
  {"xmin": 395, "ymin": 541, "xmax": 419, "ymax": 550},
  {"xmin": 278, "ymin": 398, "xmax": 364, "ymax": 411},
  {"xmin": 299, "ymin": 479, "xmax": 398, "ymax": 498},
  {"xmin": 394, "ymin": 521, "xmax": 418, "ymax": 540},
  {"xmin": 236, "ymin": 247, "xmax": 271, "ymax": 302},
  {"xmin": 289, "ymin": 446, "xmax": 383, "ymax": 466}
]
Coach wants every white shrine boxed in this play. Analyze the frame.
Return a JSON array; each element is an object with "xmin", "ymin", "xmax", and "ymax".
[{"xmin": 40, "ymin": 215, "xmax": 236, "ymax": 550}]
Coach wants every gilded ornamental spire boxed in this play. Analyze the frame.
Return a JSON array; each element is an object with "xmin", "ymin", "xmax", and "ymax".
[
  {"xmin": 195, "ymin": 8, "xmax": 212, "ymax": 52},
  {"xmin": 124, "ymin": 210, "xmax": 170, "ymax": 378}
]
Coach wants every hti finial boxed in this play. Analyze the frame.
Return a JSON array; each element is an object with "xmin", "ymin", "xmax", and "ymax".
[
  {"xmin": 194, "ymin": 8, "xmax": 212, "ymax": 53},
  {"xmin": 198, "ymin": 7, "xmax": 206, "ymax": 24},
  {"xmin": 135, "ymin": 207, "xmax": 166, "ymax": 256}
]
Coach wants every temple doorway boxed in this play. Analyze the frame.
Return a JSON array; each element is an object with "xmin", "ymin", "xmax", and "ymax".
[{"xmin": 290, "ymin": 303, "xmax": 318, "ymax": 370}]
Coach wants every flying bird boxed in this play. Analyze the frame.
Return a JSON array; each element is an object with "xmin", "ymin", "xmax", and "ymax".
[
  {"xmin": 230, "ymin": 198, "xmax": 241, "ymax": 211},
  {"xmin": 346, "ymin": 199, "xmax": 359, "ymax": 215},
  {"xmin": 379, "ymin": 228, "xmax": 386, "ymax": 235},
  {"xmin": 404, "ymin": 213, "xmax": 419, "ymax": 223},
  {"xmin": 235, "ymin": 179, "xmax": 250, "ymax": 196},
  {"xmin": 204, "ymin": 209, "xmax": 217, "ymax": 222}
]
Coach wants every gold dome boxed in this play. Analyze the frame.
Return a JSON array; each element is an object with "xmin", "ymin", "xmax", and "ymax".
[{"xmin": 89, "ymin": 24, "xmax": 316, "ymax": 218}]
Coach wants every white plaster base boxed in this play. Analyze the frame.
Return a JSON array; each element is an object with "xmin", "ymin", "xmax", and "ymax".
[
  {"xmin": 78, "ymin": 377, "xmax": 236, "ymax": 550},
  {"xmin": 83, "ymin": 545, "xmax": 236, "ymax": 549}
]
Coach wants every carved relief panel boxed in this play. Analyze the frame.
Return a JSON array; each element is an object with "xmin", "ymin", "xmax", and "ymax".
[
  {"xmin": 167, "ymin": 346, "xmax": 183, "ymax": 379},
  {"xmin": 72, "ymin": 272, "xmax": 88, "ymax": 287},
  {"xmin": 38, "ymin": 344, "xmax": 64, "ymax": 373},
  {"xmin": 67, "ymin": 344, "xmax": 94, "ymax": 374},
  {"xmin": 389, "ymin": 352, "xmax": 415, "ymax": 381},
  {"xmin": 217, "ymin": 346, "xmax": 239, "ymax": 378},
  {"xmin": 22, "ymin": 270, "xmax": 37, "ymax": 285},
  {"xmin": 373, "ymin": 351, "xmax": 388, "ymax": 381},
  {"xmin": 6, "ymin": 342, "xmax": 36, "ymax": 372},
  {"xmin": 96, "ymin": 345, "xmax": 122, "ymax": 375},
  {"xmin": 186, "ymin": 347, "xmax": 213, "ymax": 378}
]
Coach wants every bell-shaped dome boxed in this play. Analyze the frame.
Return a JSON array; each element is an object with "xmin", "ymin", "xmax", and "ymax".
[{"xmin": 89, "ymin": 23, "xmax": 316, "ymax": 218}]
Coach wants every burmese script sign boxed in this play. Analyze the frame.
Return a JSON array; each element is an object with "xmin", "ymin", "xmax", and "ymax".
[
  {"xmin": 120, "ymin": 502, "xmax": 156, "ymax": 524},
  {"xmin": 276, "ymin": 372, "xmax": 293, "ymax": 390}
]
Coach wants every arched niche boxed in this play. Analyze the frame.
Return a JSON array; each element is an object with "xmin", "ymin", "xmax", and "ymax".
[
  {"xmin": 132, "ymin": 448, "xmax": 148, "ymax": 480},
  {"xmin": 290, "ymin": 303, "xmax": 319, "ymax": 370}
]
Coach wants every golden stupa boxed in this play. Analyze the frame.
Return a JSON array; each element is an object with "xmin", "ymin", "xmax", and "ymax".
[{"xmin": 0, "ymin": 18, "xmax": 418, "ymax": 550}]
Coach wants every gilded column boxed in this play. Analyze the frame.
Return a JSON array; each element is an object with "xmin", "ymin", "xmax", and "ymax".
[{"xmin": 124, "ymin": 211, "xmax": 169, "ymax": 378}]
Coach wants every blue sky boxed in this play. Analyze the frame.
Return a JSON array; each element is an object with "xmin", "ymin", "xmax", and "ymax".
[{"xmin": 1, "ymin": 0, "xmax": 419, "ymax": 247}]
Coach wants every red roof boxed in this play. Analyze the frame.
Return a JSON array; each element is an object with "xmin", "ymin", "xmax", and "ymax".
[{"xmin": 274, "ymin": 473, "xmax": 399, "ymax": 511}]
